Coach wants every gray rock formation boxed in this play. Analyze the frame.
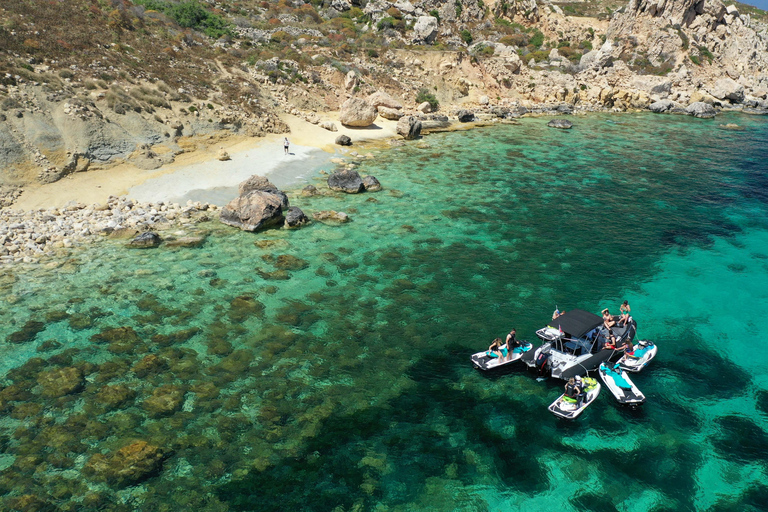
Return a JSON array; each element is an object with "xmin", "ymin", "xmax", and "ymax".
[
  {"xmin": 456, "ymin": 110, "xmax": 475, "ymax": 122},
  {"xmin": 328, "ymin": 169, "xmax": 365, "ymax": 193},
  {"xmin": 547, "ymin": 119, "xmax": 573, "ymax": 129},
  {"xmin": 362, "ymin": 175, "xmax": 382, "ymax": 192},
  {"xmin": 412, "ymin": 16, "xmax": 439, "ymax": 44},
  {"xmin": 378, "ymin": 106, "xmax": 404, "ymax": 120},
  {"xmin": 397, "ymin": 116, "xmax": 422, "ymax": 140},
  {"xmin": 238, "ymin": 175, "xmax": 288, "ymax": 208},
  {"xmin": 129, "ymin": 232, "xmax": 161, "ymax": 248},
  {"xmin": 367, "ymin": 91, "xmax": 403, "ymax": 110},
  {"xmin": 285, "ymin": 206, "xmax": 309, "ymax": 228},
  {"xmin": 335, "ymin": 134, "xmax": 352, "ymax": 146},
  {"xmin": 686, "ymin": 102, "xmax": 717, "ymax": 118},
  {"xmin": 710, "ymin": 78, "xmax": 745, "ymax": 103},
  {"xmin": 320, "ymin": 121, "xmax": 338, "ymax": 132},
  {"xmin": 649, "ymin": 99, "xmax": 676, "ymax": 113},
  {"xmin": 339, "ymin": 97, "xmax": 378, "ymax": 127}
]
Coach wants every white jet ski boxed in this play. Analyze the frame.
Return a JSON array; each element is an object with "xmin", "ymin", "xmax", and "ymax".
[
  {"xmin": 548, "ymin": 376, "xmax": 601, "ymax": 420},
  {"xmin": 617, "ymin": 340, "xmax": 657, "ymax": 373},
  {"xmin": 471, "ymin": 342, "xmax": 533, "ymax": 371},
  {"xmin": 598, "ymin": 362, "xmax": 645, "ymax": 407}
]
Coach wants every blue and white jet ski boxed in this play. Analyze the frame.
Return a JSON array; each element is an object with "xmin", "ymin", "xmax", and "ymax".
[
  {"xmin": 548, "ymin": 376, "xmax": 601, "ymax": 419},
  {"xmin": 471, "ymin": 342, "xmax": 533, "ymax": 371},
  {"xmin": 598, "ymin": 362, "xmax": 645, "ymax": 407},
  {"xmin": 617, "ymin": 340, "xmax": 657, "ymax": 373}
]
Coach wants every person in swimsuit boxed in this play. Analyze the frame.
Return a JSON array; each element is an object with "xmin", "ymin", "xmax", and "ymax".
[
  {"xmin": 602, "ymin": 308, "xmax": 615, "ymax": 330},
  {"xmin": 603, "ymin": 330, "xmax": 617, "ymax": 350},
  {"xmin": 488, "ymin": 338, "xmax": 506, "ymax": 359},
  {"xmin": 564, "ymin": 377, "xmax": 582, "ymax": 406},
  {"xmin": 574, "ymin": 375, "xmax": 586, "ymax": 407},
  {"xmin": 619, "ymin": 300, "xmax": 631, "ymax": 327},
  {"xmin": 283, "ymin": 137, "xmax": 290, "ymax": 155},
  {"xmin": 505, "ymin": 329, "xmax": 519, "ymax": 360}
]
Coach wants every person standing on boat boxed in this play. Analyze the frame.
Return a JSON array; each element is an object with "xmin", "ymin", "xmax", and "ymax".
[
  {"xmin": 505, "ymin": 328, "xmax": 518, "ymax": 360},
  {"xmin": 619, "ymin": 300, "xmax": 631, "ymax": 327}
]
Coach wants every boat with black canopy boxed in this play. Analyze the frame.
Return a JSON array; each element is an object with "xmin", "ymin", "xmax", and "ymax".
[{"xmin": 521, "ymin": 308, "xmax": 637, "ymax": 380}]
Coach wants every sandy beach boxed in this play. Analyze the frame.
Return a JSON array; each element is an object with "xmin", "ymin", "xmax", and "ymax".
[{"xmin": 12, "ymin": 113, "xmax": 400, "ymax": 210}]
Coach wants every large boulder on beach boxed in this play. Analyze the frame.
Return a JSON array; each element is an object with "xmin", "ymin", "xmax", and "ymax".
[
  {"xmin": 328, "ymin": 169, "xmax": 365, "ymax": 193},
  {"xmin": 339, "ymin": 97, "xmax": 378, "ymax": 127},
  {"xmin": 335, "ymin": 134, "xmax": 352, "ymax": 146},
  {"xmin": 397, "ymin": 116, "xmax": 422, "ymax": 140},
  {"xmin": 367, "ymin": 90, "xmax": 403, "ymax": 110},
  {"xmin": 547, "ymin": 119, "xmax": 573, "ymax": 129},
  {"xmin": 220, "ymin": 191, "xmax": 285, "ymax": 231},
  {"xmin": 238, "ymin": 175, "xmax": 288, "ymax": 209},
  {"xmin": 686, "ymin": 102, "xmax": 717, "ymax": 118},
  {"xmin": 285, "ymin": 206, "xmax": 309, "ymax": 228}
]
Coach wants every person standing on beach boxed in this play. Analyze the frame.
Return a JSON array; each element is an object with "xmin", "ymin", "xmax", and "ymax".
[{"xmin": 283, "ymin": 137, "xmax": 289, "ymax": 155}]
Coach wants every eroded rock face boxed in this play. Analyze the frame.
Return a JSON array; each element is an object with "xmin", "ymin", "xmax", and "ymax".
[
  {"xmin": 710, "ymin": 78, "xmax": 745, "ymax": 103},
  {"xmin": 412, "ymin": 16, "xmax": 439, "ymax": 44},
  {"xmin": 456, "ymin": 110, "xmax": 475, "ymax": 122},
  {"xmin": 84, "ymin": 440, "xmax": 168, "ymax": 487},
  {"xmin": 37, "ymin": 367, "xmax": 85, "ymax": 398},
  {"xmin": 237, "ymin": 175, "xmax": 288, "ymax": 208},
  {"xmin": 220, "ymin": 191, "xmax": 285, "ymax": 232},
  {"xmin": 686, "ymin": 101, "xmax": 717, "ymax": 118},
  {"xmin": 396, "ymin": 116, "xmax": 422, "ymax": 140},
  {"xmin": 339, "ymin": 97, "xmax": 378, "ymax": 127},
  {"xmin": 328, "ymin": 169, "xmax": 365, "ymax": 193},
  {"xmin": 649, "ymin": 99, "xmax": 676, "ymax": 113}
]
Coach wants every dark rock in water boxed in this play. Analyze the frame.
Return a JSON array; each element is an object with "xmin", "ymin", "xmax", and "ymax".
[
  {"xmin": 7, "ymin": 320, "xmax": 46, "ymax": 344},
  {"xmin": 256, "ymin": 268, "xmax": 291, "ymax": 280},
  {"xmin": 228, "ymin": 295, "xmax": 265, "ymax": 321},
  {"xmin": 547, "ymin": 119, "xmax": 573, "ymax": 129},
  {"xmin": 36, "ymin": 367, "xmax": 85, "ymax": 398},
  {"xmin": 301, "ymin": 185, "xmax": 320, "ymax": 197},
  {"xmin": 37, "ymin": 339, "xmax": 63, "ymax": 352},
  {"xmin": 335, "ymin": 134, "xmax": 352, "ymax": 146},
  {"xmin": 95, "ymin": 384, "xmax": 137, "ymax": 409},
  {"xmin": 238, "ymin": 175, "xmax": 289, "ymax": 208},
  {"xmin": 396, "ymin": 115, "xmax": 422, "ymax": 139},
  {"xmin": 143, "ymin": 385, "xmax": 184, "ymax": 417},
  {"xmin": 328, "ymin": 169, "xmax": 365, "ymax": 193},
  {"xmin": 5, "ymin": 495, "xmax": 55, "ymax": 512},
  {"xmin": 84, "ymin": 440, "xmax": 169, "ymax": 487},
  {"xmin": 512, "ymin": 106, "xmax": 529, "ymax": 117},
  {"xmin": 285, "ymin": 206, "xmax": 309, "ymax": 228},
  {"xmin": 91, "ymin": 326, "xmax": 141, "ymax": 345},
  {"xmin": 490, "ymin": 106, "xmax": 510, "ymax": 118},
  {"xmin": 555, "ymin": 104, "xmax": 573, "ymax": 114},
  {"xmin": 363, "ymin": 175, "xmax": 382, "ymax": 192},
  {"xmin": 686, "ymin": 101, "xmax": 717, "ymax": 118},
  {"xmin": 129, "ymin": 232, "xmax": 161, "ymax": 248},
  {"xmin": 220, "ymin": 191, "xmax": 285, "ymax": 232},
  {"xmin": 456, "ymin": 109, "xmax": 475, "ymax": 122}
]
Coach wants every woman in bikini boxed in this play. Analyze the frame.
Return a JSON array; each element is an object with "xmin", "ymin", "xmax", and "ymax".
[{"xmin": 619, "ymin": 300, "xmax": 631, "ymax": 327}]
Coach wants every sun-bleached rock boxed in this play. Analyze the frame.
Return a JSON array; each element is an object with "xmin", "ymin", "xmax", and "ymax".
[{"xmin": 339, "ymin": 97, "xmax": 378, "ymax": 127}]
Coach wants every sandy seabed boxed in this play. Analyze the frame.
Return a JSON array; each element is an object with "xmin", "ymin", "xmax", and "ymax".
[{"xmin": 13, "ymin": 113, "xmax": 400, "ymax": 210}]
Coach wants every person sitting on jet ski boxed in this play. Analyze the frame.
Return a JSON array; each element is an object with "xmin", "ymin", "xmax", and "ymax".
[
  {"xmin": 574, "ymin": 375, "xmax": 586, "ymax": 407},
  {"xmin": 504, "ymin": 329, "xmax": 519, "ymax": 360},
  {"xmin": 487, "ymin": 338, "xmax": 507, "ymax": 359}
]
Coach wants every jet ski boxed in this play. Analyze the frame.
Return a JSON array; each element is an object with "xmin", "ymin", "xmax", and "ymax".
[
  {"xmin": 471, "ymin": 341, "xmax": 533, "ymax": 371},
  {"xmin": 548, "ymin": 376, "xmax": 601, "ymax": 420},
  {"xmin": 617, "ymin": 340, "xmax": 657, "ymax": 373},
  {"xmin": 598, "ymin": 362, "xmax": 645, "ymax": 407}
]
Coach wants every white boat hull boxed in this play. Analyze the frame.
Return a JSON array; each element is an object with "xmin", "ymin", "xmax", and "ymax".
[
  {"xmin": 471, "ymin": 343, "xmax": 532, "ymax": 371},
  {"xmin": 548, "ymin": 379, "xmax": 601, "ymax": 419}
]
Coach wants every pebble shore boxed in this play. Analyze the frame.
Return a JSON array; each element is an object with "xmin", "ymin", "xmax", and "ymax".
[{"xmin": 0, "ymin": 196, "xmax": 217, "ymax": 265}]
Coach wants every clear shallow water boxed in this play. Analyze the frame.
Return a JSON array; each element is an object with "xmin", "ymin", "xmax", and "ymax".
[{"xmin": 1, "ymin": 113, "xmax": 767, "ymax": 511}]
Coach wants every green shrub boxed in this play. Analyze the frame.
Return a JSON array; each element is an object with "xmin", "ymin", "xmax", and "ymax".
[
  {"xmin": 697, "ymin": 45, "xmax": 714, "ymax": 63},
  {"xmin": 529, "ymin": 29, "xmax": 544, "ymax": 48},
  {"xmin": 689, "ymin": 55, "xmax": 701, "ymax": 66},
  {"xmin": 579, "ymin": 40, "xmax": 593, "ymax": 51},
  {"xmin": 429, "ymin": 9, "xmax": 440, "ymax": 22},
  {"xmin": 58, "ymin": 69, "xmax": 74, "ymax": 79},
  {"xmin": 416, "ymin": 88, "xmax": 439, "ymax": 110},
  {"xmin": 500, "ymin": 33, "xmax": 528, "ymax": 46},
  {"xmin": 134, "ymin": 0, "xmax": 232, "ymax": 38},
  {"xmin": 377, "ymin": 16, "xmax": 396, "ymax": 30},
  {"xmin": 460, "ymin": 29, "xmax": 473, "ymax": 44}
]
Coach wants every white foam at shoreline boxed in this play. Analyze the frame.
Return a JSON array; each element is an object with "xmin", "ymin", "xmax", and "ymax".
[{"xmin": 127, "ymin": 142, "xmax": 334, "ymax": 206}]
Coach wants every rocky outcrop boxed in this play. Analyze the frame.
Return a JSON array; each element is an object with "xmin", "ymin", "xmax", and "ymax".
[
  {"xmin": 649, "ymin": 99, "xmax": 676, "ymax": 113},
  {"xmin": 84, "ymin": 440, "xmax": 169, "ymax": 487},
  {"xmin": 220, "ymin": 191, "xmax": 285, "ymax": 231},
  {"xmin": 36, "ymin": 367, "xmax": 85, "ymax": 398},
  {"xmin": 709, "ymin": 78, "xmax": 745, "ymax": 103},
  {"xmin": 456, "ymin": 110, "xmax": 475, "ymax": 122},
  {"xmin": 686, "ymin": 101, "xmax": 717, "ymax": 118},
  {"xmin": 129, "ymin": 231, "xmax": 161, "ymax": 248},
  {"xmin": 396, "ymin": 116, "xmax": 422, "ymax": 140},
  {"xmin": 284, "ymin": 206, "xmax": 309, "ymax": 228},
  {"xmin": 547, "ymin": 119, "xmax": 573, "ymax": 129},
  {"xmin": 327, "ymin": 169, "xmax": 365, "ymax": 193},
  {"xmin": 367, "ymin": 90, "xmax": 403, "ymax": 110},
  {"xmin": 378, "ymin": 106, "xmax": 404, "ymax": 120},
  {"xmin": 412, "ymin": 16, "xmax": 438, "ymax": 44},
  {"xmin": 339, "ymin": 97, "xmax": 378, "ymax": 127}
]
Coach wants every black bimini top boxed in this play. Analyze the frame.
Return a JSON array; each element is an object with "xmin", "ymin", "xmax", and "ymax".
[{"xmin": 549, "ymin": 309, "xmax": 603, "ymax": 338}]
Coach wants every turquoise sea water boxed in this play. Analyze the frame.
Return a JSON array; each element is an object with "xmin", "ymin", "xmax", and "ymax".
[{"xmin": 1, "ymin": 112, "xmax": 767, "ymax": 511}]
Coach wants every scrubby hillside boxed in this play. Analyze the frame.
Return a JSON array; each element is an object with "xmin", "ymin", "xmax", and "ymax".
[{"xmin": 1, "ymin": 0, "xmax": 767, "ymax": 195}]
